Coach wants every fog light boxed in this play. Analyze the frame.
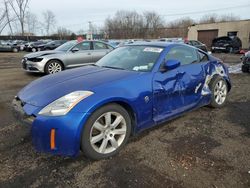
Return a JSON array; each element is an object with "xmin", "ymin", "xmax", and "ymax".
[{"xmin": 50, "ymin": 129, "xmax": 56, "ymax": 150}]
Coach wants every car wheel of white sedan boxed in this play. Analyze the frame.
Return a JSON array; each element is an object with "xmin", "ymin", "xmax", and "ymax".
[
  {"xmin": 209, "ymin": 76, "xmax": 228, "ymax": 108},
  {"xmin": 81, "ymin": 104, "xmax": 131, "ymax": 160},
  {"xmin": 12, "ymin": 48, "xmax": 18, "ymax": 53},
  {"xmin": 32, "ymin": 48, "xmax": 36, "ymax": 52},
  {"xmin": 45, "ymin": 60, "xmax": 63, "ymax": 74}
]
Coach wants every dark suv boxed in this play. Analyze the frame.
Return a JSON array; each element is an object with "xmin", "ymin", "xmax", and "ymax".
[
  {"xmin": 39, "ymin": 40, "xmax": 67, "ymax": 51},
  {"xmin": 241, "ymin": 51, "xmax": 250, "ymax": 73},
  {"xmin": 211, "ymin": 36, "xmax": 242, "ymax": 53},
  {"xmin": 24, "ymin": 41, "xmax": 48, "ymax": 52}
]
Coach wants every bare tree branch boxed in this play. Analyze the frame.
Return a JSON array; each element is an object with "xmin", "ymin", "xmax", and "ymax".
[
  {"xmin": 8, "ymin": 0, "xmax": 29, "ymax": 35},
  {"xmin": 42, "ymin": 10, "xmax": 56, "ymax": 36}
]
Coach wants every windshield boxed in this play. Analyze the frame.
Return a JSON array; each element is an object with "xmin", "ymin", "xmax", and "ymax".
[
  {"xmin": 55, "ymin": 40, "xmax": 77, "ymax": 51},
  {"xmin": 96, "ymin": 45, "xmax": 163, "ymax": 72},
  {"xmin": 46, "ymin": 41, "xmax": 55, "ymax": 45}
]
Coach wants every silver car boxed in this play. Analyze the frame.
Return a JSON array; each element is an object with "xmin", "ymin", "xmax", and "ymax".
[{"xmin": 21, "ymin": 40, "xmax": 114, "ymax": 74}]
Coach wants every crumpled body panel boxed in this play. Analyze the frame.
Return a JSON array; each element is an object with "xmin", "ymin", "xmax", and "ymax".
[{"xmin": 153, "ymin": 61, "xmax": 230, "ymax": 123}]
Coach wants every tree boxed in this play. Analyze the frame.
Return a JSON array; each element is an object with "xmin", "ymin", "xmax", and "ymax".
[
  {"xmin": 26, "ymin": 11, "xmax": 38, "ymax": 35},
  {"xmin": 143, "ymin": 11, "xmax": 164, "ymax": 38},
  {"xmin": 4, "ymin": 0, "xmax": 14, "ymax": 35},
  {"xmin": 199, "ymin": 13, "xmax": 218, "ymax": 24},
  {"xmin": 166, "ymin": 17, "xmax": 194, "ymax": 38},
  {"xmin": 104, "ymin": 10, "xmax": 144, "ymax": 39},
  {"xmin": 219, "ymin": 13, "xmax": 239, "ymax": 22},
  {"xmin": 0, "ymin": 0, "xmax": 7, "ymax": 34},
  {"xmin": 0, "ymin": 0, "xmax": 16, "ymax": 35},
  {"xmin": 54, "ymin": 26, "xmax": 72, "ymax": 39},
  {"xmin": 42, "ymin": 10, "xmax": 56, "ymax": 36},
  {"xmin": 103, "ymin": 10, "xmax": 166, "ymax": 39},
  {"xmin": 8, "ymin": 0, "xmax": 29, "ymax": 36}
]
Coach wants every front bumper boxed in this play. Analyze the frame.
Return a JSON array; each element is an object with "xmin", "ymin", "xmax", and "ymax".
[
  {"xmin": 21, "ymin": 58, "xmax": 47, "ymax": 73},
  {"xmin": 12, "ymin": 98, "xmax": 35, "ymax": 126},
  {"xmin": 12, "ymin": 98, "xmax": 90, "ymax": 157}
]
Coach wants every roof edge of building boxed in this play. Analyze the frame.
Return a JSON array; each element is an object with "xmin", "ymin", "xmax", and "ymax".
[{"xmin": 189, "ymin": 19, "xmax": 250, "ymax": 28}]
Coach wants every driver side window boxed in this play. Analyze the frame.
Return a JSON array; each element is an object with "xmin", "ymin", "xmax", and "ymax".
[
  {"xmin": 74, "ymin": 42, "xmax": 90, "ymax": 51},
  {"xmin": 165, "ymin": 46, "xmax": 198, "ymax": 65}
]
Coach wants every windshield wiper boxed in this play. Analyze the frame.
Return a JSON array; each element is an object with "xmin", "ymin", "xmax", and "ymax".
[
  {"xmin": 89, "ymin": 63, "xmax": 99, "ymax": 66},
  {"xmin": 101, "ymin": 65, "xmax": 126, "ymax": 70}
]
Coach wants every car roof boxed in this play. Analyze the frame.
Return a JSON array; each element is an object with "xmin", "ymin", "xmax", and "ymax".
[{"xmin": 126, "ymin": 41, "xmax": 186, "ymax": 48}]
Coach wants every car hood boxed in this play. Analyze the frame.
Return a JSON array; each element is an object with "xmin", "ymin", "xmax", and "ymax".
[
  {"xmin": 24, "ymin": 50, "xmax": 64, "ymax": 58},
  {"xmin": 18, "ymin": 66, "xmax": 139, "ymax": 107}
]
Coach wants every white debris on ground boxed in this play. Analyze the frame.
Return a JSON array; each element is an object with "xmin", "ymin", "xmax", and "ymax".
[{"xmin": 226, "ymin": 63, "xmax": 242, "ymax": 74}]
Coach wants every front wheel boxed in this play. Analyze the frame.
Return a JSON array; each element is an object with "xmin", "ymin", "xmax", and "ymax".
[
  {"xmin": 209, "ymin": 76, "xmax": 228, "ymax": 108},
  {"xmin": 81, "ymin": 104, "xmax": 131, "ymax": 160},
  {"xmin": 45, "ymin": 60, "xmax": 63, "ymax": 74}
]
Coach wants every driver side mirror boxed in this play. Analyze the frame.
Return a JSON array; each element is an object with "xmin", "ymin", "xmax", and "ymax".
[
  {"xmin": 71, "ymin": 47, "xmax": 79, "ymax": 53},
  {"xmin": 163, "ymin": 59, "xmax": 181, "ymax": 71}
]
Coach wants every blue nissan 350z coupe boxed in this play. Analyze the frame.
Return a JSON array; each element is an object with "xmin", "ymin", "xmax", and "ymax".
[{"xmin": 13, "ymin": 42, "xmax": 231, "ymax": 160}]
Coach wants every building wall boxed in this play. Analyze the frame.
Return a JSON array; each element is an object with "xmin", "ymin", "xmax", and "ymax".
[{"xmin": 188, "ymin": 20, "xmax": 250, "ymax": 49}]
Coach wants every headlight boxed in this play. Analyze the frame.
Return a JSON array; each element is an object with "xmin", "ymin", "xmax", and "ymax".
[
  {"xmin": 38, "ymin": 91, "xmax": 94, "ymax": 116},
  {"xmin": 28, "ymin": 57, "xmax": 43, "ymax": 62}
]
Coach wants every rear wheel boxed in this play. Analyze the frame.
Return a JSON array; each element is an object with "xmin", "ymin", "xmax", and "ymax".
[
  {"xmin": 12, "ymin": 48, "xmax": 18, "ymax": 53},
  {"xmin": 209, "ymin": 76, "xmax": 228, "ymax": 108},
  {"xmin": 45, "ymin": 60, "xmax": 63, "ymax": 74},
  {"xmin": 32, "ymin": 48, "xmax": 36, "ymax": 52},
  {"xmin": 81, "ymin": 104, "xmax": 131, "ymax": 160}
]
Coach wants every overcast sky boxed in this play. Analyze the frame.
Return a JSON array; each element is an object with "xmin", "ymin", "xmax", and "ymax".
[{"xmin": 7, "ymin": 0, "xmax": 250, "ymax": 34}]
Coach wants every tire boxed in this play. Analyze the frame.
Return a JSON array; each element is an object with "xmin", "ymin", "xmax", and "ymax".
[
  {"xmin": 45, "ymin": 60, "xmax": 63, "ymax": 74},
  {"xmin": 226, "ymin": 47, "xmax": 233, "ymax": 53},
  {"xmin": 81, "ymin": 104, "xmax": 131, "ymax": 160},
  {"xmin": 209, "ymin": 76, "xmax": 228, "ymax": 108},
  {"xmin": 242, "ymin": 65, "xmax": 249, "ymax": 73},
  {"xmin": 12, "ymin": 48, "xmax": 18, "ymax": 53},
  {"xmin": 31, "ymin": 48, "xmax": 36, "ymax": 52}
]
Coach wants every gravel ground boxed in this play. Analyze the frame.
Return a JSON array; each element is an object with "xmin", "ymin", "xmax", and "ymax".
[{"xmin": 0, "ymin": 52, "xmax": 249, "ymax": 188}]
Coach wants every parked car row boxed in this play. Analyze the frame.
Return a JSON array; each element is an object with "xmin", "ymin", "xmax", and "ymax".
[
  {"xmin": 24, "ymin": 40, "xmax": 68, "ymax": 52},
  {"xmin": 0, "ymin": 39, "xmax": 67, "ymax": 53},
  {"xmin": 158, "ymin": 38, "xmax": 209, "ymax": 52},
  {"xmin": 102, "ymin": 36, "xmax": 245, "ymax": 54},
  {"xmin": 106, "ymin": 38, "xmax": 209, "ymax": 52},
  {"xmin": 21, "ymin": 39, "xmax": 213, "ymax": 75},
  {"xmin": 156, "ymin": 36, "xmax": 243, "ymax": 54}
]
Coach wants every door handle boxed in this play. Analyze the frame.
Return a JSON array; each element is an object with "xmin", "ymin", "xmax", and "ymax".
[{"xmin": 87, "ymin": 53, "xmax": 91, "ymax": 55}]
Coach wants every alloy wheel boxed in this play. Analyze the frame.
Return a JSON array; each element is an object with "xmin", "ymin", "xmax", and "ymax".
[
  {"xmin": 90, "ymin": 112, "xmax": 127, "ymax": 154},
  {"xmin": 48, "ymin": 62, "xmax": 62, "ymax": 74},
  {"xmin": 214, "ymin": 80, "xmax": 227, "ymax": 105}
]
